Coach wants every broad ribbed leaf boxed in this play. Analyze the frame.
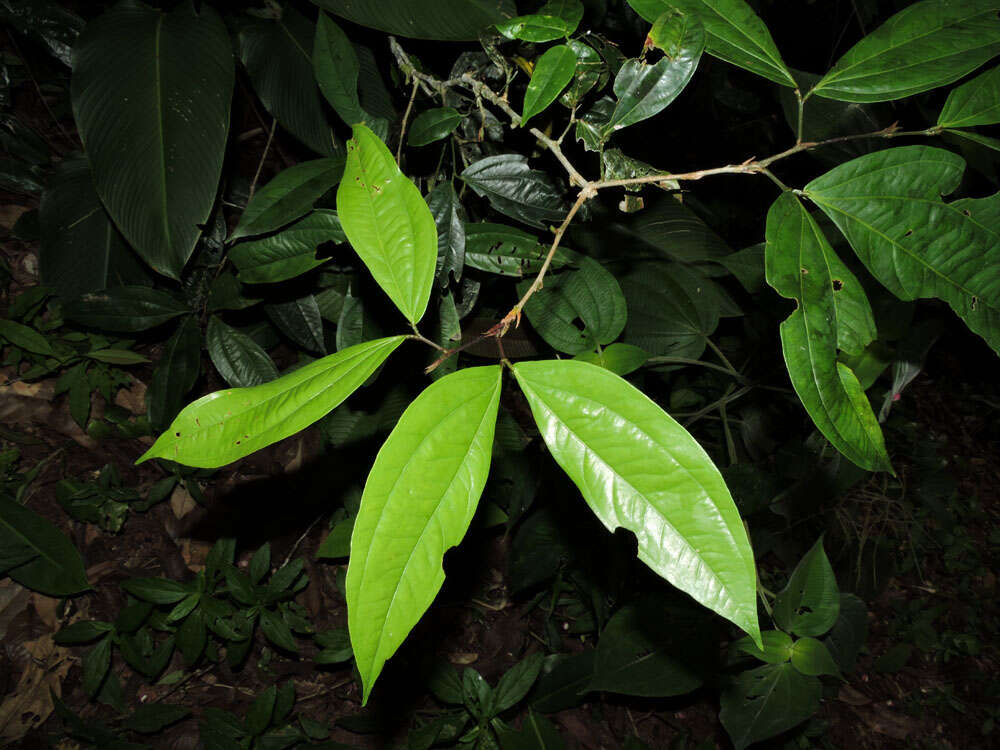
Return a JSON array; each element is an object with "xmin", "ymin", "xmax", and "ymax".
[
  {"xmin": 63, "ymin": 287, "xmax": 191, "ymax": 332},
  {"xmin": 462, "ymin": 155, "xmax": 566, "ymax": 229},
  {"xmin": 231, "ymin": 210, "xmax": 343, "ymax": 284},
  {"xmin": 409, "ymin": 107, "xmax": 463, "ymax": 147},
  {"xmin": 810, "ymin": 0, "xmax": 1000, "ymax": 103},
  {"xmin": 239, "ymin": 8, "xmax": 336, "ymax": 155},
  {"xmin": 606, "ymin": 11, "xmax": 703, "ymax": 133},
  {"xmin": 522, "ymin": 45, "xmax": 578, "ymax": 126},
  {"xmin": 231, "ymin": 158, "xmax": 345, "ymax": 241},
  {"xmin": 773, "ymin": 537, "xmax": 840, "ymax": 637},
  {"xmin": 337, "ymin": 124, "xmax": 437, "ymax": 324},
  {"xmin": 314, "ymin": 12, "xmax": 365, "ymax": 127},
  {"xmin": 517, "ymin": 253, "xmax": 626, "ymax": 355},
  {"xmin": 266, "ymin": 295, "xmax": 326, "ymax": 354},
  {"xmin": 804, "ymin": 146, "xmax": 1000, "ymax": 354},
  {"xmin": 206, "ymin": 316, "xmax": 279, "ymax": 388},
  {"xmin": 464, "ymin": 223, "xmax": 571, "ymax": 277},
  {"xmin": 346, "ymin": 366, "xmax": 502, "ymax": 703},
  {"xmin": 764, "ymin": 193, "xmax": 889, "ymax": 472},
  {"xmin": 71, "ymin": 2, "xmax": 233, "ymax": 279},
  {"xmin": 719, "ymin": 663, "xmax": 821, "ymax": 750},
  {"xmin": 39, "ymin": 158, "xmax": 150, "ymax": 299},
  {"xmin": 0, "ymin": 495, "xmax": 89, "ymax": 596},
  {"xmin": 148, "ymin": 315, "xmax": 201, "ymax": 432},
  {"xmin": 627, "ymin": 0, "xmax": 795, "ymax": 87},
  {"xmin": 312, "ymin": 0, "xmax": 516, "ymax": 41},
  {"xmin": 139, "ymin": 336, "xmax": 404, "ymax": 468},
  {"xmin": 512, "ymin": 359, "xmax": 760, "ymax": 644},
  {"xmin": 938, "ymin": 65, "xmax": 1000, "ymax": 128},
  {"xmin": 427, "ymin": 182, "xmax": 466, "ymax": 285}
]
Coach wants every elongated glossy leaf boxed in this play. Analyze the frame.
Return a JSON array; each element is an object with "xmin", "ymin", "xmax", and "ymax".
[
  {"xmin": 522, "ymin": 45, "xmax": 578, "ymax": 126},
  {"xmin": 313, "ymin": 12, "xmax": 365, "ymax": 127},
  {"xmin": 719, "ymin": 663, "xmax": 821, "ymax": 750},
  {"xmin": 627, "ymin": 0, "xmax": 795, "ymax": 87},
  {"xmin": 512, "ymin": 359, "xmax": 760, "ymax": 644},
  {"xmin": 427, "ymin": 182, "xmax": 466, "ymax": 286},
  {"xmin": 409, "ymin": 107, "xmax": 463, "ymax": 147},
  {"xmin": 938, "ymin": 65, "xmax": 1000, "ymax": 128},
  {"xmin": 63, "ymin": 287, "xmax": 191, "ymax": 332},
  {"xmin": 347, "ymin": 366, "xmax": 502, "ymax": 703},
  {"xmin": 497, "ymin": 0, "xmax": 583, "ymax": 42},
  {"xmin": 239, "ymin": 8, "xmax": 336, "ymax": 155},
  {"xmin": 312, "ymin": 0, "xmax": 516, "ymax": 41},
  {"xmin": 138, "ymin": 336, "xmax": 404, "ymax": 468},
  {"xmin": 206, "ymin": 316, "xmax": 279, "ymax": 388},
  {"xmin": 231, "ymin": 158, "xmax": 345, "ymax": 241},
  {"xmin": 0, "ymin": 320, "xmax": 53, "ymax": 356},
  {"xmin": 0, "ymin": 0, "xmax": 82, "ymax": 67},
  {"xmin": 606, "ymin": 11, "xmax": 703, "ymax": 133},
  {"xmin": 517, "ymin": 253, "xmax": 626, "ymax": 355},
  {"xmin": 804, "ymin": 146, "xmax": 1000, "ymax": 355},
  {"xmin": 337, "ymin": 124, "xmax": 437, "ymax": 324},
  {"xmin": 72, "ymin": 1, "xmax": 233, "ymax": 279},
  {"xmin": 39, "ymin": 158, "xmax": 150, "ymax": 299},
  {"xmin": 231, "ymin": 210, "xmax": 343, "ymax": 284},
  {"xmin": 773, "ymin": 537, "xmax": 840, "ymax": 637},
  {"xmin": 464, "ymin": 223, "xmax": 571, "ymax": 277},
  {"xmin": 764, "ymin": 193, "xmax": 889, "ymax": 472},
  {"xmin": 148, "ymin": 315, "xmax": 201, "ymax": 432},
  {"xmin": 0, "ymin": 495, "xmax": 89, "ymax": 596},
  {"xmin": 560, "ymin": 40, "xmax": 605, "ymax": 107},
  {"xmin": 462, "ymin": 155, "xmax": 566, "ymax": 229},
  {"xmin": 811, "ymin": 0, "xmax": 1000, "ymax": 103},
  {"xmin": 266, "ymin": 295, "xmax": 326, "ymax": 354}
]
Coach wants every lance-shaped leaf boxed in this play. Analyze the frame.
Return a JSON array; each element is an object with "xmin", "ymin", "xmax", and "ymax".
[
  {"xmin": 522, "ymin": 45, "xmax": 578, "ymax": 126},
  {"xmin": 346, "ymin": 366, "xmax": 502, "ymax": 703},
  {"xmin": 810, "ymin": 0, "xmax": 1000, "ymax": 103},
  {"xmin": 0, "ymin": 496, "xmax": 90, "ymax": 596},
  {"xmin": 63, "ymin": 287, "xmax": 191, "ymax": 332},
  {"xmin": 497, "ymin": 0, "xmax": 583, "ymax": 42},
  {"xmin": 314, "ymin": 12, "xmax": 365, "ymax": 127},
  {"xmin": 512, "ymin": 359, "xmax": 760, "ymax": 645},
  {"xmin": 71, "ymin": 1, "xmax": 234, "ymax": 279},
  {"xmin": 266, "ymin": 295, "xmax": 326, "ymax": 355},
  {"xmin": 462, "ymin": 154, "xmax": 566, "ymax": 229},
  {"xmin": 337, "ymin": 124, "xmax": 437, "ymax": 324},
  {"xmin": 137, "ymin": 336, "xmax": 405, "ymax": 468},
  {"xmin": 606, "ymin": 10, "xmax": 703, "ymax": 133},
  {"xmin": 408, "ymin": 107, "xmax": 463, "ymax": 147},
  {"xmin": 764, "ymin": 193, "xmax": 890, "ymax": 473},
  {"xmin": 206, "ymin": 316, "xmax": 279, "ymax": 388},
  {"xmin": 427, "ymin": 182, "xmax": 466, "ymax": 286},
  {"xmin": 804, "ymin": 146, "xmax": 1000, "ymax": 354},
  {"xmin": 627, "ymin": 0, "xmax": 795, "ymax": 87},
  {"xmin": 464, "ymin": 223, "xmax": 571, "ymax": 277},
  {"xmin": 312, "ymin": 0, "xmax": 516, "ymax": 42},
  {"xmin": 773, "ymin": 537, "xmax": 840, "ymax": 637},
  {"xmin": 148, "ymin": 316, "xmax": 201, "ymax": 432},
  {"xmin": 719, "ymin": 663, "xmax": 821, "ymax": 750},
  {"xmin": 231, "ymin": 210, "xmax": 344, "ymax": 284},
  {"xmin": 938, "ymin": 65, "xmax": 1000, "ymax": 128}
]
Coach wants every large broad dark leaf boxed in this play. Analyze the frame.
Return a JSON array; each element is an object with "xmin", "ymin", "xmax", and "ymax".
[
  {"xmin": 464, "ymin": 223, "xmax": 571, "ymax": 277},
  {"xmin": 148, "ymin": 316, "xmax": 201, "ymax": 432},
  {"xmin": 311, "ymin": 0, "xmax": 517, "ymax": 41},
  {"xmin": 313, "ymin": 12, "xmax": 365, "ymax": 127},
  {"xmin": 0, "ymin": 0, "xmax": 82, "ymax": 67},
  {"xmin": 0, "ymin": 496, "xmax": 89, "ymax": 596},
  {"xmin": 38, "ymin": 159, "xmax": 151, "ymax": 299},
  {"xmin": 938, "ymin": 65, "xmax": 1000, "ymax": 128},
  {"xmin": 231, "ymin": 210, "xmax": 344, "ymax": 284},
  {"xmin": 266, "ymin": 295, "xmax": 326, "ymax": 354},
  {"xmin": 719, "ymin": 664, "xmax": 821, "ymax": 750},
  {"xmin": 238, "ymin": 7, "xmax": 337, "ymax": 156},
  {"xmin": 206, "ymin": 316, "xmax": 278, "ymax": 388},
  {"xmin": 63, "ymin": 287, "xmax": 191, "ymax": 332},
  {"xmin": 461, "ymin": 154, "xmax": 567, "ymax": 229},
  {"xmin": 71, "ymin": 1, "xmax": 234, "ymax": 280}
]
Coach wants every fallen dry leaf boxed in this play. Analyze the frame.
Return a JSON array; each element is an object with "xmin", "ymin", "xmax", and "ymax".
[{"xmin": 0, "ymin": 633, "xmax": 73, "ymax": 743}]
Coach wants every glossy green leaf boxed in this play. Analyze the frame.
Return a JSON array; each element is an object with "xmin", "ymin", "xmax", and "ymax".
[
  {"xmin": 0, "ymin": 320, "xmax": 53, "ymax": 356},
  {"xmin": 574, "ymin": 343, "xmax": 648, "ymax": 376},
  {"xmin": 811, "ymin": 0, "xmax": 1000, "ymax": 103},
  {"xmin": 39, "ymin": 158, "xmax": 150, "ymax": 299},
  {"xmin": 512, "ymin": 359, "xmax": 760, "ymax": 644},
  {"xmin": 560, "ymin": 40, "xmax": 605, "ymax": 107},
  {"xmin": 946, "ymin": 126, "xmax": 1000, "ymax": 152},
  {"xmin": 409, "ymin": 107, "xmax": 463, "ymax": 147},
  {"xmin": 137, "ymin": 336, "xmax": 404, "ymax": 468},
  {"xmin": 0, "ymin": 0, "xmax": 82, "ymax": 67},
  {"xmin": 764, "ymin": 193, "xmax": 890, "ymax": 472},
  {"xmin": 231, "ymin": 158, "xmax": 345, "ymax": 242},
  {"xmin": 464, "ymin": 223, "xmax": 571, "ymax": 277},
  {"xmin": 346, "ymin": 366, "xmax": 503, "ymax": 703},
  {"xmin": 266, "ymin": 295, "xmax": 326, "ymax": 355},
  {"xmin": 239, "ymin": 8, "xmax": 337, "ymax": 155},
  {"xmin": 498, "ymin": 0, "xmax": 583, "ymax": 42},
  {"xmin": 462, "ymin": 155, "xmax": 566, "ymax": 229},
  {"xmin": 772, "ymin": 538, "xmax": 840, "ymax": 638},
  {"xmin": 588, "ymin": 597, "xmax": 711, "ymax": 696},
  {"xmin": 337, "ymin": 124, "xmax": 437, "ymax": 324},
  {"xmin": 627, "ymin": 0, "xmax": 795, "ymax": 87},
  {"xmin": 940, "ymin": 65, "xmax": 1000, "ymax": 128},
  {"xmin": 312, "ymin": 0, "xmax": 516, "ymax": 41},
  {"xmin": 805, "ymin": 146, "xmax": 1000, "ymax": 355},
  {"xmin": 719, "ymin": 663, "xmax": 821, "ymax": 750},
  {"xmin": 0, "ymin": 495, "xmax": 89, "ymax": 596},
  {"xmin": 148, "ymin": 316, "xmax": 201, "ymax": 432},
  {"xmin": 734, "ymin": 630, "xmax": 793, "ymax": 664},
  {"xmin": 231, "ymin": 210, "xmax": 343, "ymax": 284},
  {"xmin": 314, "ymin": 12, "xmax": 365, "ymax": 127},
  {"xmin": 63, "ymin": 287, "xmax": 191, "ymax": 332},
  {"xmin": 71, "ymin": 1, "xmax": 234, "ymax": 279},
  {"xmin": 522, "ymin": 45, "xmax": 578, "ymax": 126},
  {"xmin": 517, "ymin": 253, "xmax": 627, "ymax": 355},
  {"xmin": 427, "ymin": 182, "xmax": 466, "ymax": 286},
  {"xmin": 790, "ymin": 637, "xmax": 841, "ymax": 677},
  {"xmin": 206, "ymin": 316, "xmax": 279, "ymax": 388}
]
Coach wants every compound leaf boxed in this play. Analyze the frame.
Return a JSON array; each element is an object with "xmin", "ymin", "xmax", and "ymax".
[{"xmin": 346, "ymin": 366, "xmax": 502, "ymax": 703}]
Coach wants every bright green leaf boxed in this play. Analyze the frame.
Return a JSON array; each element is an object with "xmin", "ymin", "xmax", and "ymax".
[
  {"xmin": 232, "ymin": 210, "xmax": 343, "ymax": 284},
  {"xmin": 346, "ymin": 366, "xmax": 503, "ymax": 704},
  {"xmin": 409, "ymin": 107, "xmax": 463, "ymax": 147},
  {"xmin": 734, "ymin": 630, "xmax": 793, "ymax": 664},
  {"xmin": 574, "ymin": 343, "xmax": 649, "ymax": 376},
  {"xmin": 512, "ymin": 359, "xmax": 760, "ymax": 645},
  {"xmin": 522, "ymin": 45, "xmax": 578, "ymax": 126},
  {"xmin": 773, "ymin": 537, "xmax": 840, "ymax": 637},
  {"xmin": 719, "ymin": 663, "xmax": 821, "ymax": 750},
  {"xmin": 497, "ymin": 0, "xmax": 583, "ymax": 42},
  {"xmin": 0, "ymin": 495, "xmax": 90, "ymax": 596},
  {"xmin": 790, "ymin": 637, "xmax": 841, "ymax": 677},
  {"xmin": 137, "ymin": 336, "xmax": 405, "ymax": 468},
  {"xmin": 206, "ymin": 316, "xmax": 279, "ymax": 388}
]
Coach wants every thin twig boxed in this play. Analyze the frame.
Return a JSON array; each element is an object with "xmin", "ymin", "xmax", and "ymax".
[
  {"xmin": 248, "ymin": 118, "xmax": 278, "ymax": 200},
  {"xmin": 397, "ymin": 78, "xmax": 421, "ymax": 164}
]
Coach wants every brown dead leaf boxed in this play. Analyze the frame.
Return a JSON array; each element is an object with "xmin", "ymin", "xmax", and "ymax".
[
  {"xmin": 170, "ymin": 484, "xmax": 197, "ymax": 519},
  {"xmin": 0, "ymin": 580, "xmax": 32, "ymax": 641},
  {"xmin": 447, "ymin": 652, "xmax": 479, "ymax": 665},
  {"xmin": 0, "ymin": 633, "xmax": 72, "ymax": 743},
  {"xmin": 0, "ymin": 204, "xmax": 30, "ymax": 230},
  {"xmin": 30, "ymin": 593, "xmax": 60, "ymax": 631},
  {"xmin": 114, "ymin": 379, "xmax": 147, "ymax": 416}
]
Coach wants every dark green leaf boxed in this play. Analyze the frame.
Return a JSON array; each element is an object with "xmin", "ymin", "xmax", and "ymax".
[
  {"xmin": 86, "ymin": 349, "xmax": 150, "ymax": 365},
  {"xmin": 497, "ymin": 710, "xmax": 565, "ymax": 750},
  {"xmin": 939, "ymin": 65, "xmax": 1000, "ymax": 127},
  {"xmin": 260, "ymin": 609, "xmax": 298, "ymax": 653},
  {"xmin": 247, "ymin": 685, "xmax": 277, "ymax": 736},
  {"xmin": 574, "ymin": 343, "xmax": 648, "ymax": 375},
  {"xmin": 790, "ymin": 637, "xmax": 841, "ymax": 677},
  {"xmin": 124, "ymin": 704, "xmax": 192, "ymax": 733},
  {"xmin": 719, "ymin": 663, "xmax": 821, "ymax": 750},
  {"xmin": 464, "ymin": 223, "xmax": 570, "ymax": 277},
  {"xmin": 63, "ymin": 287, "xmax": 190, "ymax": 332},
  {"xmin": 823, "ymin": 593, "xmax": 868, "ymax": 673},
  {"xmin": 531, "ymin": 651, "xmax": 595, "ymax": 713},
  {"xmin": 177, "ymin": 608, "xmax": 207, "ymax": 663},
  {"xmin": 71, "ymin": 1, "xmax": 234, "ymax": 279},
  {"xmin": 250, "ymin": 543, "xmax": 271, "ymax": 585},
  {"xmin": 82, "ymin": 634, "xmax": 111, "ymax": 697},
  {"xmin": 54, "ymin": 620, "xmax": 113, "ymax": 645},
  {"xmin": 121, "ymin": 577, "xmax": 191, "ymax": 605},
  {"xmin": 560, "ymin": 40, "xmax": 605, "ymax": 107},
  {"xmin": 428, "ymin": 182, "xmax": 466, "ymax": 286},
  {"xmin": 0, "ymin": 319, "xmax": 54, "ymax": 356},
  {"xmin": 462, "ymin": 155, "xmax": 566, "ymax": 229},
  {"xmin": 266, "ymin": 295, "xmax": 326, "ymax": 354},
  {"xmin": 497, "ymin": 0, "xmax": 583, "ymax": 42},
  {"xmin": 494, "ymin": 653, "xmax": 545, "ymax": 713},
  {"xmin": 409, "ymin": 107, "xmax": 463, "ymax": 147},
  {"xmin": 0, "ymin": 0, "xmax": 82, "ymax": 67},
  {"xmin": 734, "ymin": 630, "xmax": 793, "ymax": 664},
  {"xmin": 148, "ymin": 316, "xmax": 201, "ymax": 432},
  {"xmin": 773, "ymin": 537, "xmax": 840, "ymax": 638},
  {"xmin": 522, "ymin": 45, "xmax": 578, "ymax": 126},
  {"xmin": 206, "ymin": 316, "xmax": 279, "ymax": 388},
  {"xmin": 314, "ymin": 12, "xmax": 365, "ymax": 127},
  {"xmin": 232, "ymin": 210, "xmax": 343, "ymax": 284},
  {"xmin": 312, "ymin": 0, "xmax": 517, "ymax": 41},
  {"xmin": 0, "ymin": 495, "xmax": 89, "ymax": 596}
]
